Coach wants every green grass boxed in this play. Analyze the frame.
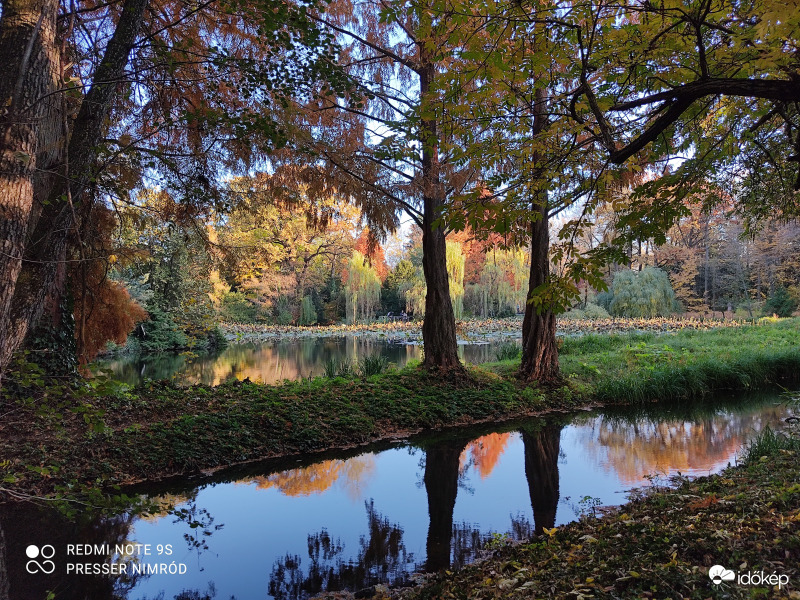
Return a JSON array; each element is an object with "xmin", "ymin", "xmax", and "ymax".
[
  {"xmin": 1, "ymin": 363, "xmax": 559, "ymax": 496},
  {"xmin": 740, "ymin": 424, "xmax": 800, "ymax": 464},
  {"xmin": 359, "ymin": 354, "xmax": 390, "ymax": 377},
  {"xmin": 494, "ymin": 341, "xmax": 522, "ymax": 361},
  {"xmin": 323, "ymin": 358, "xmax": 354, "ymax": 378},
  {"xmin": 556, "ymin": 319, "xmax": 800, "ymax": 403}
]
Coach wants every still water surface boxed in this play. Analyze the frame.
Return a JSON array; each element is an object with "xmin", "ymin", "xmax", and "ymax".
[
  {"xmin": 105, "ymin": 338, "xmax": 509, "ymax": 386},
  {"xmin": 3, "ymin": 395, "xmax": 792, "ymax": 600}
]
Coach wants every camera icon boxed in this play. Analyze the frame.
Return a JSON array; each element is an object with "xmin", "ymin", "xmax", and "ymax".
[{"xmin": 25, "ymin": 545, "xmax": 56, "ymax": 574}]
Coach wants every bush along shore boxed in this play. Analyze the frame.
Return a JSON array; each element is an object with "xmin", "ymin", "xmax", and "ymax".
[
  {"xmin": 0, "ymin": 319, "xmax": 798, "ymax": 501},
  {"xmin": 365, "ymin": 425, "xmax": 799, "ymax": 600}
]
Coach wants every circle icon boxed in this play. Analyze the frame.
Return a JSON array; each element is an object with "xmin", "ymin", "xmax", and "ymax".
[{"xmin": 25, "ymin": 545, "xmax": 55, "ymax": 574}]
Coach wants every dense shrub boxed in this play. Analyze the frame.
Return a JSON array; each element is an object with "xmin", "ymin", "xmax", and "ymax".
[
  {"xmin": 583, "ymin": 302, "xmax": 611, "ymax": 319},
  {"xmin": 135, "ymin": 307, "xmax": 188, "ymax": 353},
  {"xmin": 763, "ymin": 286, "xmax": 798, "ymax": 317},
  {"xmin": 205, "ymin": 326, "xmax": 228, "ymax": 353},
  {"xmin": 561, "ymin": 308, "xmax": 586, "ymax": 320},
  {"xmin": 219, "ymin": 292, "xmax": 261, "ymax": 323},
  {"xmin": 595, "ymin": 291, "xmax": 614, "ymax": 312},
  {"xmin": 562, "ymin": 302, "xmax": 611, "ymax": 321},
  {"xmin": 275, "ymin": 296, "xmax": 294, "ymax": 325}
]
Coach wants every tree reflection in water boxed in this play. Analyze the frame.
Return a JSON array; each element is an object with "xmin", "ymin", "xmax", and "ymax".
[
  {"xmin": 573, "ymin": 401, "xmax": 789, "ymax": 485},
  {"xmin": 425, "ymin": 425, "xmax": 563, "ymax": 572},
  {"xmin": 450, "ymin": 523, "xmax": 487, "ymax": 569},
  {"xmin": 423, "ymin": 438, "xmax": 470, "ymax": 572},
  {"xmin": 268, "ymin": 500, "xmax": 412, "ymax": 599},
  {"xmin": 522, "ymin": 423, "xmax": 563, "ymax": 534}
]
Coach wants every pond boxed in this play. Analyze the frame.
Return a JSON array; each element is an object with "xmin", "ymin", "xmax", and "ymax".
[
  {"xmin": 104, "ymin": 338, "xmax": 514, "ymax": 386},
  {"xmin": 3, "ymin": 393, "xmax": 793, "ymax": 600}
]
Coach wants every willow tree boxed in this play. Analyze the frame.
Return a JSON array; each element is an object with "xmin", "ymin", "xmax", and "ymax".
[
  {"xmin": 446, "ymin": 241, "xmax": 465, "ymax": 320},
  {"xmin": 607, "ymin": 267, "xmax": 678, "ymax": 318},
  {"xmin": 403, "ymin": 238, "xmax": 466, "ymax": 320},
  {"xmin": 345, "ymin": 251, "xmax": 382, "ymax": 323},
  {"xmin": 474, "ymin": 248, "xmax": 529, "ymax": 317}
]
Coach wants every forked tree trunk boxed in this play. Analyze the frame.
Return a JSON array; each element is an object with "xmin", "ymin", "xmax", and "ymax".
[
  {"xmin": 418, "ymin": 60, "xmax": 462, "ymax": 372},
  {"xmin": 0, "ymin": 0, "xmax": 150, "ymax": 387}
]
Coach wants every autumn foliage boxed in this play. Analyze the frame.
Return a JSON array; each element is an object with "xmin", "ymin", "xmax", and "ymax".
[
  {"xmin": 355, "ymin": 228, "xmax": 389, "ymax": 281},
  {"xmin": 71, "ymin": 206, "xmax": 147, "ymax": 363}
]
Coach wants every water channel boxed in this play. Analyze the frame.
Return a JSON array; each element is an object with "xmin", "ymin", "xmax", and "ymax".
[{"xmin": 3, "ymin": 393, "xmax": 793, "ymax": 600}]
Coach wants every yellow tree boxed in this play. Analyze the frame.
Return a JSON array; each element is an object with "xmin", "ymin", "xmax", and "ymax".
[{"xmin": 344, "ymin": 251, "xmax": 382, "ymax": 323}]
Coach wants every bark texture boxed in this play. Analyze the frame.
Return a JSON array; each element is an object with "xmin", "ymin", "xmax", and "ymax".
[
  {"xmin": 0, "ymin": 0, "xmax": 61, "ymax": 378},
  {"xmin": 519, "ymin": 86, "xmax": 559, "ymax": 384},
  {"xmin": 418, "ymin": 60, "xmax": 462, "ymax": 372},
  {"xmin": 519, "ymin": 198, "xmax": 559, "ymax": 383}
]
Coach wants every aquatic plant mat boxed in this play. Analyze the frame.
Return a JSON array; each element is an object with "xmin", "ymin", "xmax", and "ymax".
[
  {"xmin": 0, "ymin": 319, "xmax": 798, "ymax": 500},
  {"xmin": 223, "ymin": 315, "xmax": 750, "ymax": 343}
]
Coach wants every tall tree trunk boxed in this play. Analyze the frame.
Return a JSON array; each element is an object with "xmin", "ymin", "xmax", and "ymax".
[
  {"xmin": 522, "ymin": 423, "xmax": 562, "ymax": 535},
  {"xmin": 519, "ymin": 201, "xmax": 558, "ymax": 383},
  {"xmin": 421, "ymin": 211, "xmax": 461, "ymax": 370},
  {"xmin": 423, "ymin": 439, "xmax": 468, "ymax": 571},
  {"xmin": 418, "ymin": 59, "xmax": 461, "ymax": 371},
  {"xmin": 0, "ymin": 0, "xmax": 150, "ymax": 385},
  {"xmin": 519, "ymin": 87, "xmax": 558, "ymax": 384},
  {"xmin": 0, "ymin": 0, "xmax": 61, "ymax": 382}
]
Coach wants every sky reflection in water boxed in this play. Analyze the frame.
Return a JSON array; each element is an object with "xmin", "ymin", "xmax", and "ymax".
[{"xmin": 118, "ymin": 397, "xmax": 790, "ymax": 600}]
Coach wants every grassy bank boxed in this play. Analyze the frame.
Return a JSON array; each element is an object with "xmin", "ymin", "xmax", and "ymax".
[
  {"xmin": 0, "ymin": 366, "xmax": 565, "ymax": 499},
  {"xmin": 558, "ymin": 318, "xmax": 800, "ymax": 403},
  {"xmin": 379, "ymin": 424, "xmax": 800, "ymax": 600},
  {"xmin": 0, "ymin": 319, "xmax": 798, "ymax": 500}
]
